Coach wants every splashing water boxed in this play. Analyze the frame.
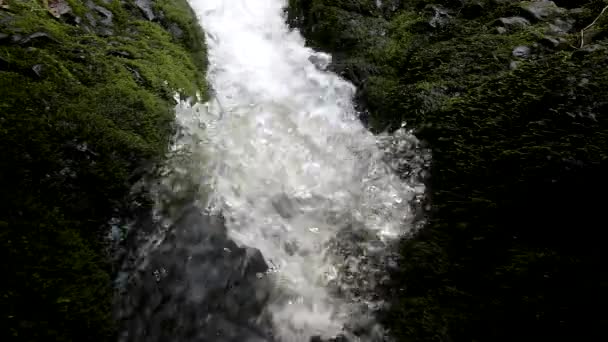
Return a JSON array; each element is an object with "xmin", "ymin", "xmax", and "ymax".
[{"xmin": 116, "ymin": 1, "xmax": 427, "ymax": 341}]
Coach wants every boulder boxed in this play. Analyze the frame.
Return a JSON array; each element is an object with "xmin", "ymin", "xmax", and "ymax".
[{"xmin": 520, "ymin": 1, "xmax": 566, "ymax": 22}]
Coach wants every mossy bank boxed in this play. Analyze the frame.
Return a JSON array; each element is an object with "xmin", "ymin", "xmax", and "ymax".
[
  {"xmin": 288, "ymin": 0, "xmax": 607, "ymax": 341},
  {"xmin": 0, "ymin": 0, "xmax": 206, "ymax": 340}
]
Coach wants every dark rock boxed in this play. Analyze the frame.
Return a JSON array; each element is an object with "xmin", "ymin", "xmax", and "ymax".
[
  {"xmin": 109, "ymin": 50, "xmax": 133, "ymax": 59},
  {"xmin": 309, "ymin": 53, "xmax": 330, "ymax": 71},
  {"xmin": 572, "ymin": 43, "xmax": 604, "ymax": 60},
  {"xmin": 539, "ymin": 36, "xmax": 569, "ymax": 50},
  {"xmin": 0, "ymin": 55, "xmax": 8, "ymax": 71},
  {"xmin": 10, "ymin": 33, "xmax": 22, "ymax": 44},
  {"xmin": 462, "ymin": 0, "xmax": 485, "ymax": 19},
  {"xmin": 0, "ymin": 32, "xmax": 8, "ymax": 41},
  {"xmin": 271, "ymin": 193, "xmax": 299, "ymax": 219},
  {"xmin": 135, "ymin": 0, "xmax": 156, "ymax": 21},
  {"xmin": 116, "ymin": 207, "xmax": 274, "ymax": 342},
  {"xmin": 512, "ymin": 45, "xmax": 531, "ymax": 58},
  {"xmin": 19, "ymin": 32, "xmax": 58, "ymax": 45}
]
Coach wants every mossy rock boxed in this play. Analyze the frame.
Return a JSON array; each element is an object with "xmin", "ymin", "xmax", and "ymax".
[
  {"xmin": 288, "ymin": 0, "xmax": 608, "ymax": 341},
  {"xmin": 0, "ymin": 0, "xmax": 207, "ymax": 340}
]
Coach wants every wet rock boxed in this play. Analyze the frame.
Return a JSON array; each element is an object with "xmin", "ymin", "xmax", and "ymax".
[
  {"xmin": 309, "ymin": 53, "xmax": 330, "ymax": 71},
  {"xmin": 117, "ymin": 206, "xmax": 274, "ymax": 342},
  {"xmin": 520, "ymin": 1, "xmax": 565, "ymax": 22},
  {"xmin": 512, "ymin": 45, "xmax": 531, "ymax": 58},
  {"xmin": 495, "ymin": 16, "xmax": 530, "ymax": 31},
  {"xmin": 271, "ymin": 193, "xmax": 299, "ymax": 219},
  {"xmin": 135, "ymin": 0, "xmax": 156, "ymax": 21}
]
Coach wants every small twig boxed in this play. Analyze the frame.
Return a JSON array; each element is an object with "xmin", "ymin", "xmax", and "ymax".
[{"xmin": 580, "ymin": 5, "xmax": 608, "ymax": 48}]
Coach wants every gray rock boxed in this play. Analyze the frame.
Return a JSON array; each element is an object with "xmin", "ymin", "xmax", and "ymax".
[
  {"xmin": 31, "ymin": 64, "xmax": 44, "ymax": 78},
  {"xmin": 167, "ymin": 22, "xmax": 184, "ymax": 40},
  {"xmin": 85, "ymin": 12, "xmax": 97, "ymax": 27},
  {"xmin": 520, "ymin": 1, "xmax": 565, "ymax": 22},
  {"xmin": 271, "ymin": 193, "xmax": 299, "ymax": 219},
  {"xmin": 94, "ymin": 5, "xmax": 113, "ymax": 26},
  {"xmin": 512, "ymin": 45, "xmax": 531, "ymax": 58},
  {"xmin": 97, "ymin": 27, "xmax": 114, "ymax": 37},
  {"xmin": 546, "ymin": 18, "xmax": 574, "ymax": 36},
  {"xmin": 427, "ymin": 5, "xmax": 451, "ymax": 28},
  {"xmin": 495, "ymin": 16, "xmax": 531, "ymax": 30},
  {"xmin": 116, "ymin": 207, "xmax": 274, "ymax": 342},
  {"xmin": 19, "ymin": 32, "xmax": 58, "ymax": 45},
  {"xmin": 135, "ymin": 0, "xmax": 156, "ymax": 21}
]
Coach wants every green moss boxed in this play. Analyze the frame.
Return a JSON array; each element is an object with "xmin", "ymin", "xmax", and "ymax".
[
  {"xmin": 1, "ymin": 0, "xmax": 208, "ymax": 340},
  {"xmin": 155, "ymin": 0, "xmax": 208, "ymax": 97},
  {"xmin": 289, "ymin": 0, "xmax": 608, "ymax": 341}
]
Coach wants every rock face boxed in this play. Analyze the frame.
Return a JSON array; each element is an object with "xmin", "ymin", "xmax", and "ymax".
[
  {"xmin": 0, "ymin": 1, "xmax": 207, "ymax": 341},
  {"xmin": 116, "ymin": 207, "xmax": 274, "ymax": 342},
  {"xmin": 287, "ymin": 1, "xmax": 608, "ymax": 342}
]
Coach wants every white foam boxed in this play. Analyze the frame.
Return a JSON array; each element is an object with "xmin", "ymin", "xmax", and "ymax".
[{"xmin": 172, "ymin": 1, "xmax": 426, "ymax": 340}]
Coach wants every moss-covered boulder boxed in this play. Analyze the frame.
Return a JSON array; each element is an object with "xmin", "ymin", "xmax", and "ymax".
[
  {"xmin": 288, "ymin": 0, "xmax": 608, "ymax": 341},
  {"xmin": 0, "ymin": 0, "xmax": 206, "ymax": 340}
]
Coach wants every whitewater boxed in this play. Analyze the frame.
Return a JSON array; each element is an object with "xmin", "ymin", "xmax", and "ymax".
[{"xmin": 116, "ymin": 1, "xmax": 427, "ymax": 341}]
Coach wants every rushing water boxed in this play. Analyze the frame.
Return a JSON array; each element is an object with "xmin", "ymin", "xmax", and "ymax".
[{"xmin": 115, "ymin": 1, "xmax": 428, "ymax": 341}]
